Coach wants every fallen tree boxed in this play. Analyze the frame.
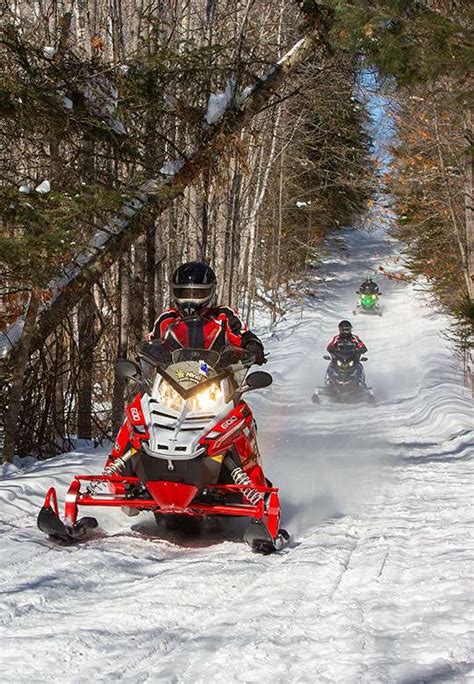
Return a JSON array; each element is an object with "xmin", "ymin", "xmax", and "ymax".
[{"xmin": 1, "ymin": 22, "xmax": 328, "ymax": 366}]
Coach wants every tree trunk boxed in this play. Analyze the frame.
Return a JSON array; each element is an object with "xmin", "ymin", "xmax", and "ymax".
[
  {"xmin": 2, "ymin": 289, "xmax": 41, "ymax": 463},
  {"xmin": 130, "ymin": 234, "xmax": 146, "ymax": 349},
  {"xmin": 146, "ymin": 222, "xmax": 157, "ymax": 332},
  {"xmin": 433, "ymin": 106, "xmax": 472, "ymax": 299},
  {"xmin": 53, "ymin": 328, "xmax": 66, "ymax": 445},
  {"xmin": 112, "ymin": 256, "xmax": 130, "ymax": 433},
  {"xmin": 77, "ymin": 290, "xmax": 96, "ymax": 440},
  {"xmin": 464, "ymin": 109, "xmax": 474, "ymax": 304}
]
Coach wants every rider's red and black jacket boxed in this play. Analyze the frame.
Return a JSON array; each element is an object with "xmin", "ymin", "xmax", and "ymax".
[
  {"xmin": 148, "ymin": 306, "xmax": 263, "ymax": 353},
  {"xmin": 327, "ymin": 334, "xmax": 367, "ymax": 355}
]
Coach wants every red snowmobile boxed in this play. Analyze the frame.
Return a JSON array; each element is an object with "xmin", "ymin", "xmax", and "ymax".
[{"xmin": 37, "ymin": 337, "xmax": 288, "ymax": 553}]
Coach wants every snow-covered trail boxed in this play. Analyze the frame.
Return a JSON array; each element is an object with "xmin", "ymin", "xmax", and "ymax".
[{"xmin": 1, "ymin": 228, "xmax": 473, "ymax": 683}]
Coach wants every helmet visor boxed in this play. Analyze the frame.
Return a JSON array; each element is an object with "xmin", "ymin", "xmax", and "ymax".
[{"xmin": 172, "ymin": 284, "xmax": 214, "ymax": 304}]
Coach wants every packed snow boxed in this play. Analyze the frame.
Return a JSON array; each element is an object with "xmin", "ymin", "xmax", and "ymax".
[{"xmin": 1, "ymin": 227, "xmax": 473, "ymax": 682}]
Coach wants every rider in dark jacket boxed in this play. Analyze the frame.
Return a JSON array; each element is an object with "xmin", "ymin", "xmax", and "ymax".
[
  {"xmin": 358, "ymin": 277, "xmax": 380, "ymax": 295},
  {"xmin": 147, "ymin": 261, "xmax": 265, "ymax": 365}
]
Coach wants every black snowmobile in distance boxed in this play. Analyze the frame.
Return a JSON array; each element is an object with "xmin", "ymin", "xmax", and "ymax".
[{"xmin": 311, "ymin": 341, "xmax": 374, "ymax": 404}]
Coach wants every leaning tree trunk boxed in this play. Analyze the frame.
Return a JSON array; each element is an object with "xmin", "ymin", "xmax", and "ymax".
[{"xmin": 2, "ymin": 289, "xmax": 41, "ymax": 463}]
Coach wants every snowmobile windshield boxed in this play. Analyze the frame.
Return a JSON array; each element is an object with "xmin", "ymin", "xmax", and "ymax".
[
  {"xmin": 170, "ymin": 348, "xmax": 221, "ymax": 367},
  {"xmin": 139, "ymin": 343, "xmax": 252, "ymax": 400}
]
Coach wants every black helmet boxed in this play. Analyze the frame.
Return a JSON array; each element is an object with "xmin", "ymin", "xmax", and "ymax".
[
  {"xmin": 338, "ymin": 319, "xmax": 353, "ymax": 336},
  {"xmin": 171, "ymin": 261, "xmax": 217, "ymax": 316}
]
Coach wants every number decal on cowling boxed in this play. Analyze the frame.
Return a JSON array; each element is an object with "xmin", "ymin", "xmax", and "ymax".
[
  {"xmin": 130, "ymin": 407, "xmax": 141, "ymax": 423},
  {"xmin": 221, "ymin": 416, "xmax": 238, "ymax": 430}
]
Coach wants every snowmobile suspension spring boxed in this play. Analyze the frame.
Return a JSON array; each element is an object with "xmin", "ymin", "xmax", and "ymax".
[
  {"xmin": 86, "ymin": 449, "xmax": 134, "ymax": 495},
  {"xmin": 230, "ymin": 467, "xmax": 264, "ymax": 505}
]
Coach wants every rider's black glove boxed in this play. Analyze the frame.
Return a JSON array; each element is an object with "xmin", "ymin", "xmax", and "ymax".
[{"xmin": 244, "ymin": 341, "xmax": 266, "ymax": 365}]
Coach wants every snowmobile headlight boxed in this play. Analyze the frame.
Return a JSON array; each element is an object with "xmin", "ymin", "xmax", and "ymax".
[
  {"xmin": 336, "ymin": 359, "xmax": 343, "ymax": 367},
  {"xmin": 349, "ymin": 360, "xmax": 354, "ymax": 367},
  {"xmin": 157, "ymin": 380, "xmax": 184, "ymax": 412},
  {"xmin": 189, "ymin": 383, "xmax": 223, "ymax": 413}
]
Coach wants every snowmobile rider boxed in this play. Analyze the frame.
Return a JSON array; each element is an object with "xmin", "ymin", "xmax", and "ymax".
[
  {"xmin": 326, "ymin": 320, "xmax": 367, "ymax": 384},
  {"xmin": 327, "ymin": 320, "xmax": 367, "ymax": 356},
  {"xmin": 147, "ymin": 261, "xmax": 265, "ymax": 364},
  {"xmin": 358, "ymin": 277, "xmax": 380, "ymax": 295}
]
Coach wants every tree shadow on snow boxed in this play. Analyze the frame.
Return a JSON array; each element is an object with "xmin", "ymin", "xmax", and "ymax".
[{"xmin": 398, "ymin": 661, "xmax": 473, "ymax": 683}]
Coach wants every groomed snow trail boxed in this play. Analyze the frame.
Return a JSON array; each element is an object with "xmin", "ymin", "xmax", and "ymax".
[{"xmin": 1, "ymin": 228, "xmax": 473, "ymax": 683}]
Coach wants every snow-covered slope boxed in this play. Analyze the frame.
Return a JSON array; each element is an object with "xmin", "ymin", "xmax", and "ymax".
[{"xmin": 1, "ymin": 228, "xmax": 473, "ymax": 683}]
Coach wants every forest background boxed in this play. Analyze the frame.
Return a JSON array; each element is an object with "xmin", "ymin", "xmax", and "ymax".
[{"xmin": 0, "ymin": 0, "xmax": 472, "ymax": 460}]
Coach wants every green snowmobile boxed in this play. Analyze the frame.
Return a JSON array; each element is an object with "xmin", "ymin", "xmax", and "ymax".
[{"xmin": 353, "ymin": 279, "xmax": 383, "ymax": 316}]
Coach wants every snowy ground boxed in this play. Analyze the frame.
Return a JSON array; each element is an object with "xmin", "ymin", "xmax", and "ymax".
[{"xmin": 1, "ymin": 227, "xmax": 473, "ymax": 683}]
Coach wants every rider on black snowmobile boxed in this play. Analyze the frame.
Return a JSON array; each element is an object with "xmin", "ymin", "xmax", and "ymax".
[
  {"xmin": 358, "ymin": 277, "xmax": 380, "ymax": 295},
  {"xmin": 326, "ymin": 320, "xmax": 367, "ymax": 384},
  {"xmin": 147, "ymin": 261, "xmax": 265, "ymax": 364}
]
